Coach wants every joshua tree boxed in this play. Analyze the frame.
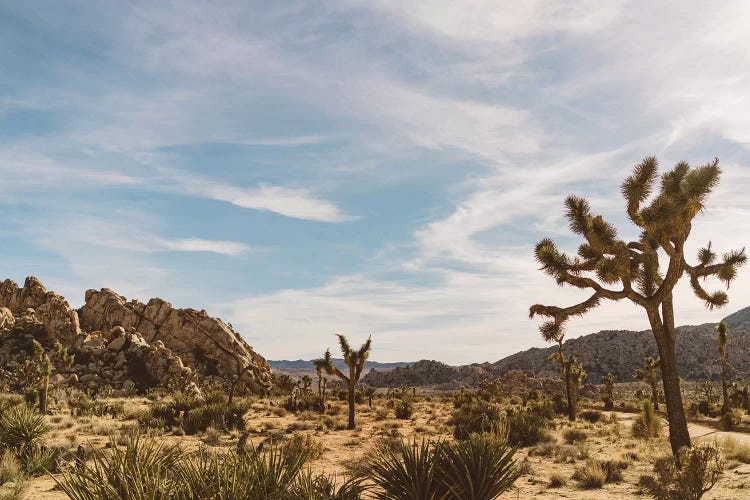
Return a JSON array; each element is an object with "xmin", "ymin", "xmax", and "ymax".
[
  {"xmin": 311, "ymin": 358, "xmax": 328, "ymax": 402},
  {"xmin": 529, "ymin": 157, "xmax": 746, "ymax": 455},
  {"xmin": 317, "ymin": 334, "xmax": 372, "ymax": 430},
  {"xmin": 547, "ymin": 335, "xmax": 585, "ymax": 421},
  {"xmin": 362, "ymin": 385, "xmax": 377, "ymax": 407},
  {"xmin": 32, "ymin": 340, "xmax": 74, "ymax": 414},
  {"xmin": 602, "ymin": 372, "xmax": 616, "ymax": 410},
  {"xmin": 298, "ymin": 375, "xmax": 313, "ymax": 393},
  {"xmin": 716, "ymin": 321, "xmax": 730, "ymax": 414},
  {"xmin": 634, "ymin": 356, "xmax": 661, "ymax": 411}
]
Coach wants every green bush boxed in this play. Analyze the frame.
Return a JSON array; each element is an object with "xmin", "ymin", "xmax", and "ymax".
[
  {"xmin": 449, "ymin": 395, "xmax": 504, "ymax": 439},
  {"xmin": 505, "ymin": 408, "xmax": 550, "ymax": 447},
  {"xmin": 580, "ymin": 410, "xmax": 603, "ymax": 423},
  {"xmin": 563, "ymin": 429, "xmax": 587, "ymax": 444},
  {"xmin": 394, "ymin": 400, "xmax": 414, "ymax": 420}
]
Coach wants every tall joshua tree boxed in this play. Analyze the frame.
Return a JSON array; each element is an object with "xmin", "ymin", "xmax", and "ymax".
[
  {"xmin": 529, "ymin": 157, "xmax": 746, "ymax": 455},
  {"xmin": 602, "ymin": 373, "xmax": 616, "ymax": 410},
  {"xmin": 634, "ymin": 356, "xmax": 661, "ymax": 411},
  {"xmin": 547, "ymin": 334, "xmax": 586, "ymax": 421},
  {"xmin": 716, "ymin": 321, "xmax": 730, "ymax": 414},
  {"xmin": 32, "ymin": 340, "xmax": 74, "ymax": 414},
  {"xmin": 312, "ymin": 358, "xmax": 328, "ymax": 402},
  {"xmin": 317, "ymin": 334, "xmax": 372, "ymax": 430}
]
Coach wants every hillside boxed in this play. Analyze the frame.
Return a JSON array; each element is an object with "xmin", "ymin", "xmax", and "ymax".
[{"xmin": 363, "ymin": 306, "xmax": 750, "ymax": 387}]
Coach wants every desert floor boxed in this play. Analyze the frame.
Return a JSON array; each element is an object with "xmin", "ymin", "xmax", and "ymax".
[{"xmin": 8, "ymin": 396, "xmax": 750, "ymax": 499}]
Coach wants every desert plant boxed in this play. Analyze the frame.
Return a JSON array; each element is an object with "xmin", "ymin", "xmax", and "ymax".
[
  {"xmin": 573, "ymin": 460, "xmax": 607, "ymax": 489},
  {"xmin": 639, "ymin": 443, "xmax": 723, "ymax": 499},
  {"xmin": 362, "ymin": 435, "xmax": 520, "ymax": 500},
  {"xmin": 716, "ymin": 321, "xmax": 730, "ymax": 415},
  {"xmin": 55, "ymin": 434, "xmax": 182, "ymax": 500},
  {"xmin": 0, "ymin": 404, "xmax": 48, "ymax": 454},
  {"xmin": 602, "ymin": 373, "xmax": 616, "ymax": 410},
  {"xmin": 632, "ymin": 399, "xmax": 661, "ymax": 439},
  {"xmin": 316, "ymin": 334, "xmax": 372, "ymax": 430},
  {"xmin": 30, "ymin": 340, "xmax": 74, "ymax": 414},
  {"xmin": 394, "ymin": 399, "xmax": 414, "ymax": 420},
  {"xmin": 563, "ymin": 429, "xmax": 587, "ymax": 444},
  {"xmin": 580, "ymin": 409, "xmax": 603, "ymax": 423},
  {"xmin": 634, "ymin": 356, "xmax": 661, "ymax": 411},
  {"xmin": 0, "ymin": 449, "xmax": 20, "ymax": 484},
  {"xmin": 548, "ymin": 471, "xmax": 566, "ymax": 488},
  {"xmin": 291, "ymin": 471, "xmax": 366, "ymax": 500},
  {"xmin": 530, "ymin": 157, "xmax": 747, "ymax": 455},
  {"xmin": 721, "ymin": 436, "xmax": 750, "ymax": 464},
  {"xmin": 546, "ymin": 337, "xmax": 586, "ymax": 421},
  {"xmin": 449, "ymin": 395, "xmax": 504, "ymax": 440},
  {"xmin": 505, "ymin": 407, "xmax": 549, "ymax": 448}
]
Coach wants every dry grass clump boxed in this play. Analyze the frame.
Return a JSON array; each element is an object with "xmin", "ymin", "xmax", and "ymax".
[
  {"xmin": 579, "ymin": 410, "xmax": 603, "ymax": 423},
  {"xmin": 548, "ymin": 471, "xmax": 566, "ymax": 488},
  {"xmin": 563, "ymin": 428, "xmax": 587, "ymax": 444},
  {"xmin": 721, "ymin": 436, "xmax": 750, "ymax": 464},
  {"xmin": 573, "ymin": 460, "xmax": 607, "ymax": 489}
]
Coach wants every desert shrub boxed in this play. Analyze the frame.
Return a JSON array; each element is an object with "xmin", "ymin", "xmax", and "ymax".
[
  {"xmin": 696, "ymin": 400, "xmax": 710, "ymax": 416},
  {"xmin": 563, "ymin": 429, "xmax": 587, "ymax": 444},
  {"xmin": 0, "ymin": 449, "xmax": 20, "ymax": 484},
  {"xmin": 21, "ymin": 445, "xmax": 65, "ymax": 476},
  {"xmin": 505, "ymin": 408, "xmax": 550, "ymax": 447},
  {"xmin": 280, "ymin": 433, "xmax": 325, "ymax": 463},
  {"xmin": 548, "ymin": 471, "xmax": 566, "ymax": 488},
  {"xmin": 0, "ymin": 479, "xmax": 27, "ymax": 500},
  {"xmin": 639, "ymin": 443, "xmax": 723, "ymax": 500},
  {"xmin": 579, "ymin": 410, "xmax": 603, "ymax": 423},
  {"xmin": 183, "ymin": 401, "xmax": 249, "ymax": 435},
  {"xmin": 68, "ymin": 392, "xmax": 124, "ymax": 418},
  {"xmin": 361, "ymin": 434, "xmax": 520, "ymax": 500},
  {"xmin": 722, "ymin": 436, "xmax": 750, "ymax": 464},
  {"xmin": 394, "ymin": 400, "xmax": 414, "ymax": 420},
  {"xmin": 283, "ymin": 393, "xmax": 324, "ymax": 414},
  {"xmin": 374, "ymin": 407, "xmax": 389, "ymax": 421},
  {"xmin": 449, "ymin": 396, "xmax": 504, "ymax": 439},
  {"xmin": 0, "ymin": 404, "xmax": 48, "ymax": 453},
  {"xmin": 573, "ymin": 461, "xmax": 607, "ymax": 489},
  {"xmin": 717, "ymin": 412, "xmax": 732, "ymax": 431},
  {"xmin": 0, "ymin": 396, "xmax": 24, "ymax": 413},
  {"xmin": 632, "ymin": 400, "xmax": 661, "ymax": 439}
]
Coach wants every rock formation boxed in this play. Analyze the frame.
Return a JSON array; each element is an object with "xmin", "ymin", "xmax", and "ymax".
[{"xmin": 0, "ymin": 276, "xmax": 272, "ymax": 394}]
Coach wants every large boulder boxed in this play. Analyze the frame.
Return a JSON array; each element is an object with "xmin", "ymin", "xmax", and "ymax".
[
  {"xmin": 0, "ymin": 277, "xmax": 80, "ymax": 342},
  {"xmin": 80, "ymin": 289, "xmax": 271, "ymax": 387}
]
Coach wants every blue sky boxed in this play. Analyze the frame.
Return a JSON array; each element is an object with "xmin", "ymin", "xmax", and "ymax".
[{"xmin": 2, "ymin": 1, "xmax": 750, "ymax": 364}]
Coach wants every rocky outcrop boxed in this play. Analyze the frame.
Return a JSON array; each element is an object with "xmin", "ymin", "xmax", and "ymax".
[
  {"xmin": 0, "ymin": 277, "xmax": 80, "ymax": 343},
  {"xmin": 0, "ymin": 276, "xmax": 272, "ymax": 394},
  {"xmin": 79, "ymin": 288, "xmax": 271, "ymax": 388}
]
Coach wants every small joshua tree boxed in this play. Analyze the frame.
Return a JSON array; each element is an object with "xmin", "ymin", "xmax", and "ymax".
[
  {"xmin": 602, "ymin": 373, "xmax": 616, "ymax": 410},
  {"xmin": 634, "ymin": 356, "xmax": 661, "ymax": 411},
  {"xmin": 547, "ymin": 333, "xmax": 586, "ymax": 421},
  {"xmin": 32, "ymin": 340, "xmax": 74, "ymax": 414},
  {"xmin": 311, "ymin": 358, "xmax": 328, "ymax": 403},
  {"xmin": 362, "ymin": 385, "xmax": 377, "ymax": 408},
  {"xmin": 716, "ymin": 321, "xmax": 730, "ymax": 415},
  {"xmin": 317, "ymin": 334, "xmax": 372, "ymax": 430},
  {"xmin": 530, "ymin": 157, "xmax": 746, "ymax": 455}
]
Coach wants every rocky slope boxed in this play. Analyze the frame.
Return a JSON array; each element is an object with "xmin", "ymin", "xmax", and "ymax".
[
  {"xmin": 0, "ymin": 277, "xmax": 271, "ymax": 393},
  {"xmin": 363, "ymin": 307, "xmax": 750, "ymax": 387}
]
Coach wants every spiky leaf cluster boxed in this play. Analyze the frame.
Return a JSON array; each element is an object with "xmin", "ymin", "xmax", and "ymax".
[{"xmin": 530, "ymin": 157, "xmax": 747, "ymax": 338}]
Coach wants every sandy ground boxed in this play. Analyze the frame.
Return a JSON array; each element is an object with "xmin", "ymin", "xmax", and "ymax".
[{"xmin": 10, "ymin": 397, "xmax": 750, "ymax": 499}]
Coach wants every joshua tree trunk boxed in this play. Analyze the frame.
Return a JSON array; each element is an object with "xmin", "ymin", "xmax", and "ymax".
[
  {"xmin": 719, "ymin": 346, "xmax": 729, "ymax": 415},
  {"xmin": 347, "ymin": 366, "xmax": 356, "ymax": 430},
  {"xmin": 38, "ymin": 376, "xmax": 49, "ymax": 414},
  {"xmin": 650, "ymin": 382, "xmax": 660, "ymax": 411},
  {"xmin": 649, "ymin": 305, "xmax": 690, "ymax": 455},
  {"xmin": 564, "ymin": 363, "xmax": 575, "ymax": 421}
]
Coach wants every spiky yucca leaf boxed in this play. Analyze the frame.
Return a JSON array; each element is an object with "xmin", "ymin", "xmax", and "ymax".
[
  {"xmin": 0, "ymin": 404, "xmax": 47, "ymax": 453},
  {"xmin": 364, "ymin": 439, "xmax": 442, "ymax": 500},
  {"xmin": 438, "ymin": 434, "xmax": 520, "ymax": 500}
]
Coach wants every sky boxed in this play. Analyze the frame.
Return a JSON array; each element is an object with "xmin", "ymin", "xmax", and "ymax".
[{"xmin": 2, "ymin": 1, "xmax": 750, "ymax": 364}]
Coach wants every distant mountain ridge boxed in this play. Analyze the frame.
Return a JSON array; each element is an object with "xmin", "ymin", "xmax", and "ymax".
[
  {"xmin": 268, "ymin": 358, "xmax": 413, "ymax": 376},
  {"xmin": 362, "ymin": 306, "xmax": 750, "ymax": 387}
]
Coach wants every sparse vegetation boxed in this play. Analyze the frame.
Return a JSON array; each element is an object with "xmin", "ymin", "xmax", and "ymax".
[{"xmin": 639, "ymin": 443, "xmax": 723, "ymax": 499}]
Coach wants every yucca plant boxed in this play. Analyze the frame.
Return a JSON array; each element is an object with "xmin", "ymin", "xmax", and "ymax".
[
  {"xmin": 364, "ymin": 439, "xmax": 442, "ymax": 500},
  {"xmin": 55, "ymin": 434, "xmax": 182, "ymax": 500},
  {"xmin": 291, "ymin": 471, "xmax": 366, "ymax": 500},
  {"xmin": 437, "ymin": 434, "xmax": 520, "ymax": 500},
  {"xmin": 634, "ymin": 356, "xmax": 662, "ymax": 411},
  {"xmin": 0, "ymin": 403, "xmax": 48, "ymax": 454},
  {"xmin": 364, "ymin": 435, "xmax": 520, "ymax": 500},
  {"xmin": 176, "ymin": 444, "xmax": 309, "ymax": 499}
]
